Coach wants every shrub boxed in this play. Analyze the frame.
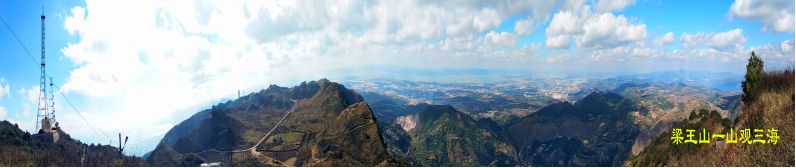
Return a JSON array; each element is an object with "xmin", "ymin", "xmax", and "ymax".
[{"xmin": 742, "ymin": 51, "xmax": 764, "ymax": 103}]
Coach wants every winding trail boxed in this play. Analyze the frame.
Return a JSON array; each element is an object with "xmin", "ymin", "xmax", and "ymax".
[{"xmin": 183, "ymin": 109, "xmax": 292, "ymax": 155}]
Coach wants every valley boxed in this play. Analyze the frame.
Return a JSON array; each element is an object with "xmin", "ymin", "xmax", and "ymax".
[
  {"xmin": 139, "ymin": 70, "xmax": 745, "ymax": 166},
  {"xmin": 1, "ymin": 0, "xmax": 793, "ymax": 167},
  {"xmin": 1, "ymin": 69, "xmax": 790, "ymax": 167}
]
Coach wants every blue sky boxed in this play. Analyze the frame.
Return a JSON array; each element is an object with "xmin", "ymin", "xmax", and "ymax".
[{"xmin": 0, "ymin": 0, "xmax": 793, "ymax": 155}]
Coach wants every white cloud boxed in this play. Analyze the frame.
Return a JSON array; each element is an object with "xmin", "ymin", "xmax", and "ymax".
[
  {"xmin": 51, "ymin": 0, "xmax": 793, "ymax": 153},
  {"xmin": 748, "ymin": 40, "xmax": 796, "ymax": 69},
  {"xmin": 506, "ymin": 0, "xmax": 556, "ymax": 18},
  {"xmin": 246, "ymin": 1, "xmax": 327, "ymax": 43},
  {"xmin": 57, "ymin": 0, "xmax": 568, "ymax": 152},
  {"xmin": 18, "ymin": 86, "xmax": 39, "ymax": 114},
  {"xmin": 0, "ymin": 78, "xmax": 9, "ymax": 101},
  {"xmin": 60, "ymin": 0, "xmax": 271, "ymax": 150},
  {"xmin": 545, "ymin": 3, "xmax": 647, "ymax": 49},
  {"xmin": 653, "ymin": 32, "xmax": 675, "ymax": 46},
  {"xmin": 588, "ymin": 39, "xmax": 794, "ymax": 71},
  {"xmin": 9, "ymin": 85, "xmax": 41, "ymax": 132},
  {"xmin": 473, "ymin": 7, "xmax": 502, "ymax": 32},
  {"xmin": 484, "ymin": 31, "xmax": 518, "ymax": 48},
  {"xmin": 711, "ymin": 29, "xmax": 747, "ymax": 50},
  {"xmin": 781, "ymin": 40, "xmax": 793, "ymax": 53},
  {"xmin": 0, "ymin": 78, "xmax": 8, "ymax": 121},
  {"xmin": 514, "ymin": 18, "xmax": 536, "ymax": 35},
  {"xmin": 576, "ymin": 13, "xmax": 646, "ymax": 49},
  {"xmin": 680, "ymin": 29, "xmax": 746, "ymax": 52},
  {"xmin": 64, "ymin": 7, "xmax": 86, "ymax": 36},
  {"xmin": 545, "ymin": 10, "xmax": 583, "ymax": 48},
  {"xmin": 729, "ymin": 0, "xmax": 794, "ymax": 32},
  {"xmin": 595, "ymin": 0, "xmax": 636, "ymax": 13},
  {"xmin": 507, "ymin": 0, "xmax": 556, "ymax": 25},
  {"xmin": 679, "ymin": 34, "xmax": 700, "ymax": 48},
  {"xmin": 559, "ymin": 0, "xmax": 588, "ymax": 12},
  {"xmin": 0, "ymin": 106, "xmax": 6, "ymax": 120},
  {"xmin": 542, "ymin": 0, "xmax": 608, "ymax": 49},
  {"xmin": 591, "ymin": 45, "xmax": 669, "ymax": 64}
]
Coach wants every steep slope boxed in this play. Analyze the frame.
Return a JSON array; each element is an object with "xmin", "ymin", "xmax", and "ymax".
[
  {"xmin": 626, "ymin": 109, "xmax": 732, "ymax": 166},
  {"xmin": 159, "ymin": 109, "xmax": 211, "ymax": 147},
  {"xmin": 629, "ymin": 70, "xmax": 794, "ymax": 166},
  {"xmin": 0, "ymin": 121, "xmax": 147, "ymax": 166},
  {"xmin": 611, "ymin": 82, "xmax": 742, "ymax": 154},
  {"xmin": 312, "ymin": 102, "xmax": 389, "ymax": 166},
  {"xmin": 387, "ymin": 105, "xmax": 517, "ymax": 166},
  {"xmin": 147, "ymin": 79, "xmax": 399, "ymax": 166},
  {"xmin": 506, "ymin": 92, "xmax": 640, "ymax": 166}
]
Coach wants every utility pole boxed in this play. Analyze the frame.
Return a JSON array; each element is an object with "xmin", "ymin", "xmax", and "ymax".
[{"xmin": 118, "ymin": 133, "xmax": 128, "ymax": 156}]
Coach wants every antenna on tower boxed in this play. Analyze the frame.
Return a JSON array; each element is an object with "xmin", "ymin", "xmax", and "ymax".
[
  {"xmin": 49, "ymin": 77, "xmax": 58, "ymax": 130},
  {"xmin": 35, "ymin": 10, "xmax": 49, "ymax": 132}
]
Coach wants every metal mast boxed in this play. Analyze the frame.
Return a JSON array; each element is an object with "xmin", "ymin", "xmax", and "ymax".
[
  {"xmin": 35, "ymin": 14, "xmax": 49, "ymax": 132},
  {"xmin": 49, "ymin": 77, "xmax": 56, "ymax": 126}
]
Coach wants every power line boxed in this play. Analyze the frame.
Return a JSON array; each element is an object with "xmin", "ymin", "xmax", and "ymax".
[
  {"xmin": 0, "ymin": 16, "xmax": 39, "ymax": 66},
  {"xmin": 0, "ymin": 14, "xmax": 115, "ymax": 144},
  {"xmin": 53, "ymin": 83, "xmax": 114, "ymax": 142}
]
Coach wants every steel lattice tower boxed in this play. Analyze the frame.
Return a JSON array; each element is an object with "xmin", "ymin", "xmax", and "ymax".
[{"xmin": 35, "ymin": 14, "xmax": 49, "ymax": 132}]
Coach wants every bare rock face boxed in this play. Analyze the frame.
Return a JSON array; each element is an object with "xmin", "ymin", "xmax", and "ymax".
[
  {"xmin": 395, "ymin": 114, "xmax": 419, "ymax": 132},
  {"xmin": 314, "ymin": 102, "xmax": 389, "ymax": 166},
  {"xmin": 148, "ymin": 79, "xmax": 399, "ymax": 166}
]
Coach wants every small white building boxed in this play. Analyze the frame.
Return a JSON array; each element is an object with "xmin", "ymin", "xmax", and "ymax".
[
  {"xmin": 200, "ymin": 162, "xmax": 221, "ymax": 167},
  {"xmin": 39, "ymin": 116, "xmax": 60, "ymax": 143}
]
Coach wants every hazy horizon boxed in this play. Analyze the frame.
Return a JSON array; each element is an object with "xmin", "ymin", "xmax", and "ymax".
[{"xmin": 0, "ymin": 0, "xmax": 793, "ymax": 156}]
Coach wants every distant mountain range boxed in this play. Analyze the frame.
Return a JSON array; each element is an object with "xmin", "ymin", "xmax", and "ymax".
[
  {"xmin": 375, "ymin": 91, "xmax": 646, "ymax": 166},
  {"xmin": 611, "ymin": 70, "xmax": 743, "ymax": 92},
  {"xmin": 354, "ymin": 74, "xmax": 744, "ymax": 166},
  {"xmin": 148, "ymin": 78, "xmax": 660, "ymax": 166},
  {"xmin": 147, "ymin": 79, "xmax": 403, "ymax": 166},
  {"xmin": 628, "ymin": 70, "xmax": 794, "ymax": 166},
  {"xmin": 1, "ymin": 70, "xmax": 782, "ymax": 167},
  {"xmin": 145, "ymin": 75, "xmax": 751, "ymax": 166}
]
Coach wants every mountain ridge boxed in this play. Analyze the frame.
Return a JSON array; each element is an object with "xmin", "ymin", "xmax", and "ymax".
[
  {"xmin": 146, "ymin": 79, "xmax": 402, "ymax": 166},
  {"xmin": 506, "ymin": 92, "xmax": 640, "ymax": 166}
]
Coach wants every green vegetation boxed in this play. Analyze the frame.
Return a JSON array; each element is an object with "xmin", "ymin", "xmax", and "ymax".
[
  {"xmin": 179, "ymin": 153, "xmax": 206, "ymax": 167},
  {"xmin": 742, "ymin": 51, "xmax": 764, "ymax": 103},
  {"xmin": 402, "ymin": 105, "xmax": 516, "ymax": 166},
  {"xmin": 0, "ymin": 121, "xmax": 147, "ymax": 166},
  {"xmin": 263, "ymin": 132, "xmax": 305, "ymax": 151},
  {"xmin": 147, "ymin": 79, "xmax": 400, "ymax": 166},
  {"xmin": 629, "ymin": 51, "xmax": 794, "ymax": 166},
  {"xmin": 629, "ymin": 108, "xmax": 731, "ymax": 166},
  {"xmin": 729, "ymin": 68, "xmax": 794, "ymax": 166},
  {"xmin": 507, "ymin": 92, "xmax": 639, "ymax": 166}
]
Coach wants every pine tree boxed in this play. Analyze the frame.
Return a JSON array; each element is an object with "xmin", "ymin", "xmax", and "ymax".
[{"xmin": 741, "ymin": 51, "xmax": 764, "ymax": 103}]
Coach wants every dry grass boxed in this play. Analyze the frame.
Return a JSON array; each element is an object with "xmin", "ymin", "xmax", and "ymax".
[
  {"xmin": 710, "ymin": 69, "xmax": 793, "ymax": 166},
  {"xmin": 628, "ymin": 69, "xmax": 795, "ymax": 166},
  {"xmin": 727, "ymin": 76, "xmax": 794, "ymax": 166},
  {"xmin": 757, "ymin": 69, "xmax": 794, "ymax": 93}
]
